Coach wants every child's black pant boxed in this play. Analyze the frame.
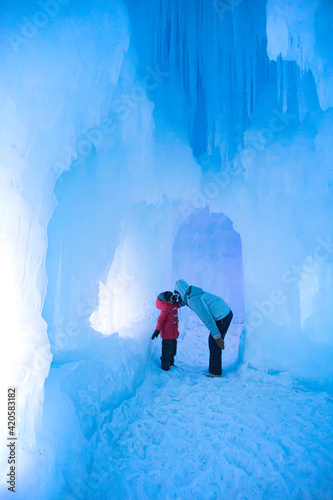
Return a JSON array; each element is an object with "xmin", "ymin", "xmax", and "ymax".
[
  {"xmin": 209, "ymin": 310, "xmax": 233, "ymax": 376},
  {"xmin": 161, "ymin": 339, "xmax": 177, "ymax": 371}
]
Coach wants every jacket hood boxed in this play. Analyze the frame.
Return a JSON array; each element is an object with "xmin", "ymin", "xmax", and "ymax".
[
  {"xmin": 188, "ymin": 286, "xmax": 204, "ymax": 297},
  {"xmin": 157, "ymin": 292, "xmax": 168, "ymax": 302},
  {"xmin": 175, "ymin": 279, "xmax": 190, "ymax": 302},
  {"xmin": 156, "ymin": 293, "xmax": 175, "ymax": 310}
]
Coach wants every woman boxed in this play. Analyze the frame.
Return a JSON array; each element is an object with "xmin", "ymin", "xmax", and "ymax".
[{"xmin": 174, "ymin": 279, "xmax": 233, "ymax": 377}]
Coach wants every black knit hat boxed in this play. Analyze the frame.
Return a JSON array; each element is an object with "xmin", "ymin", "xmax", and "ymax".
[
  {"xmin": 158, "ymin": 291, "xmax": 174, "ymax": 302},
  {"xmin": 164, "ymin": 291, "xmax": 173, "ymax": 302}
]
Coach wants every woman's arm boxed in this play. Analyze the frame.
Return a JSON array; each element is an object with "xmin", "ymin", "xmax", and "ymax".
[{"xmin": 188, "ymin": 295, "xmax": 221, "ymax": 338}]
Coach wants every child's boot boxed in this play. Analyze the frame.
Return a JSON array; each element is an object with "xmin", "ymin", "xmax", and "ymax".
[{"xmin": 161, "ymin": 357, "xmax": 170, "ymax": 371}]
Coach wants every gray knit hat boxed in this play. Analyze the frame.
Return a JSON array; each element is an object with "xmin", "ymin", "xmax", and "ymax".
[{"xmin": 174, "ymin": 279, "xmax": 190, "ymax": 302}]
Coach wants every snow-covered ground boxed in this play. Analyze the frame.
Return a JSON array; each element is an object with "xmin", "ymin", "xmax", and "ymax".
[{"xmin": 89, "ymin": 324, "xmax": 333, "ymax": 500}]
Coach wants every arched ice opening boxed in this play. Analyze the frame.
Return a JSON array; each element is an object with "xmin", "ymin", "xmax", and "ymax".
[{"xmin": 171, "ymin": 208, "xmax": 245, "ymax": 369}]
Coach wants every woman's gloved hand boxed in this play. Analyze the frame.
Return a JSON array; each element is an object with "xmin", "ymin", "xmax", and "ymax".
[
  {"xmin": 151, "ymin": 329, "xmax": 160, "ymax": 340},
  {"xmin": 215, "ymin": 337, "xmax": 225, "ymax": 349}
]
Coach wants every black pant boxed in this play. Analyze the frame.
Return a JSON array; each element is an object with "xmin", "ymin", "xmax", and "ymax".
[
  {"xmin": 208, "ymin": 310, "xmax": 233, "ymax": 376},
  {"xmin": 161, "ymin": 339, "xmax": 177, "ymax": 371}
]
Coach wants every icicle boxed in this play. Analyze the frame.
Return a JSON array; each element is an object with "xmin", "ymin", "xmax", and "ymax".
[{"xmin": 283, "ymin": 60, "xmax": 288, "ymax": 113}]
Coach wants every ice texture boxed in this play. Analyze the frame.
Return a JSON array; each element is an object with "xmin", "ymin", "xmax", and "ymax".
[
  {"xmin": 0, "ymin": 0, "xmax": 332, "ymax": 497},
  {"xmin": 0, "ymin": 0, "xmax": 131, "ymax": 479},
  {"xmin": 267, "ymin": 0, "xmax": 333, "ymax": 110}
]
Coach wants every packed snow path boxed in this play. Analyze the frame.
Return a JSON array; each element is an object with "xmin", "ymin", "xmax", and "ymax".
[{"xmin": 92, "ymin": 326, "xmax": 333, "ymax": 500}]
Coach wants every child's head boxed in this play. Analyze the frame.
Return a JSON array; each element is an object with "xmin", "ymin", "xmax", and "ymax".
[
  {"xmin": 158, "ymin": 290, "xmax": 181, "ymax": 304},
  {"xmin": 163, "ymin": 291, "xmax": 173, "ymax": 302},
  {"xmin": 158, "ymin": 291, "xmax": 174, "ymax": 303}
]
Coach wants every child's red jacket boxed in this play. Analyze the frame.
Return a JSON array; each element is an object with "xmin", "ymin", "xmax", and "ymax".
[{"xmin": 155, "ymin": 297, "xmax": 180, "ymax": 340}]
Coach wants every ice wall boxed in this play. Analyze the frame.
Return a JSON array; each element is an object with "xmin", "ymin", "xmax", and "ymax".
[
  {"xmin": 0, "ymin": 0, "xmax": 205, "ymax": 494},
  {"xmin": 0, "ymin": 0, "xmax": 132, "ymax": 482},
  {"xmin": 148, "ymin": 0, "xmax": 269, "ymax": 161},
  {"xmin": 129, "ymin": 0, "xmax": 333, "ymax": 386},
  {"xmin": 172, "ymin": 209, "xmax": 244, "ymax": 324},
  {"xmin": 267, "ymin": 0, "xmax": 333, "ymax": 110}
]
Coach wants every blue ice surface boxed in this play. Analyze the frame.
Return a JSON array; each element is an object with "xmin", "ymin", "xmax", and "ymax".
[{"xmin": 1, "ymin": 0, "xmax": 333, "ymax": 498}]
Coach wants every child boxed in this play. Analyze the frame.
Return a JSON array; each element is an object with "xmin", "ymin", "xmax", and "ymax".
[{"xmin": 151, "ymin": 291, "xmax": 180, "ymax": 371}]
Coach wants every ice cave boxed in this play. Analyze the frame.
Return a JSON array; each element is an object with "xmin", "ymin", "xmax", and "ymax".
[{"xmin": 0, "ymin": 0, "xmax": 332, "ymax": 498}]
